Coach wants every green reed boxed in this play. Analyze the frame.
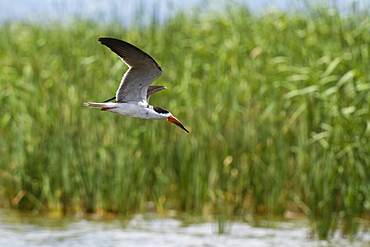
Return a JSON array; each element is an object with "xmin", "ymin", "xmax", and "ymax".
[{"xmin": 0, "ymin": 3, "xmax": 369, "ymax": 239}]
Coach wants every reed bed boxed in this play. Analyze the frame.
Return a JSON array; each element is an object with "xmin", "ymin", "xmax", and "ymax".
[{"xmin": 0, "ymin": 3, "xmax": 369, "ymax": 239}]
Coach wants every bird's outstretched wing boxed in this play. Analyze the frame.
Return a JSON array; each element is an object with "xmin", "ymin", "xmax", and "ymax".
[
  {"xmin": 98, "ymin": 38, "xmax": 163, "ymax": 103},
  {"xmin": 102, "ymin": 85, "xmax": 167, "ymax": 103}
]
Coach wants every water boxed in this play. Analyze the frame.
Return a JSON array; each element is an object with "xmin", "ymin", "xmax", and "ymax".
[{"xmin": 0, "ymin": 210, "xmax": 369, "ymax": 247}]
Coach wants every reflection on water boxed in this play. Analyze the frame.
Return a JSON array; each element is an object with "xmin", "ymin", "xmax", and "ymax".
[{"xmin": 0, "ymin": 210, "xmax": 368, "ymax": 247}]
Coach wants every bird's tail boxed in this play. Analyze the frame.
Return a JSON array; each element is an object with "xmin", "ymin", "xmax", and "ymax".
[
  {"xmin": 84, "ymin": 102, "xmax": 105, "ymax": 108},
  {"xmin": 84, "ymin": 102, "xmax": 116, "ymax": 111}
]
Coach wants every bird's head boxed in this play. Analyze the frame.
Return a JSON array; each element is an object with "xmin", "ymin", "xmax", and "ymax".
[{"xmin": 153, "ymin": 106, "xmax": 189, "ymax": 133}]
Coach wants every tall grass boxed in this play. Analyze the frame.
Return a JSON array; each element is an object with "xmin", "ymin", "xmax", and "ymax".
[{"xmin": 0, "ymin": 3, "xmax": 369, "ymax": 239}]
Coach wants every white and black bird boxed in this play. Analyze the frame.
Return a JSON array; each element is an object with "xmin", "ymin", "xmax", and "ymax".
[{"xmin": 84, "ymin": 37, "xmax": 189, "ymax": 133}]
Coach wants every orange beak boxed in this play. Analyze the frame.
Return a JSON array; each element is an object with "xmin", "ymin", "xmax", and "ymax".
[{"xmin": 167, "ymin": 116, "xmax": 189, "ymax": 133}]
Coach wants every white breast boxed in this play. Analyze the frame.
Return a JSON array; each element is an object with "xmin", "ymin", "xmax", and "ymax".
[{"xmin": 107, "ymin": 103, "xmax": 168, "ymax": 119}]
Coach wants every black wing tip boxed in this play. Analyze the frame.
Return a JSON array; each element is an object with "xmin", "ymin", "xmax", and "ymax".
[
  {"xmin": 98, "ymin": 37, "xmax": 119, "ymax": 45},
  {"xmin": 98, "ymin": 37, "xmax": 107, "ymax": 43},
  {"xmin": 98, "ymin": 37, "xmax": 113, "ymax": 41},
  {"xmin": 98, "ymin": 37, "xmax": 128, "ymax": 47}
]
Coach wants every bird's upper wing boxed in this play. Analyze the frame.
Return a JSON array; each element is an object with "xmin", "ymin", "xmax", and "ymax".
[{"xmin": 98, "ymin": 38, "xmax": 163, "ymax": 103}]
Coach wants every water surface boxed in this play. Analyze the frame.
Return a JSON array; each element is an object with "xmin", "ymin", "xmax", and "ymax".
[{"xmin": 0, "ymin": 210, "xmax": 368, "ymax": 247}]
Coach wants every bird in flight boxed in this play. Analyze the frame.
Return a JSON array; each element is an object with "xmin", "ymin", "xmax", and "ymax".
[{"xmin": 84, "ymin": 38, "xmax": 189, "ymax": 133}]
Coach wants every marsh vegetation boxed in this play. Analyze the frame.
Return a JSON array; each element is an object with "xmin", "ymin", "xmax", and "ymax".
[{"xmin": 0, "ymin": 3, "xmax": 369, "ymax": 239}]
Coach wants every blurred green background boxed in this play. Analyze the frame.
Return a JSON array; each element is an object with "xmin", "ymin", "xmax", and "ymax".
[{"xmin": 0, "ymin": 1, "xmax": 369, "ymax": 240}]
